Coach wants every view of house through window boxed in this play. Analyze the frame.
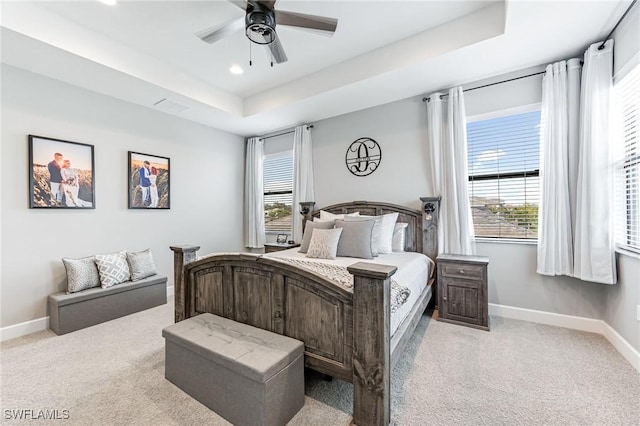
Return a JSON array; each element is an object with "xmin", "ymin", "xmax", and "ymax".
[
  {"xmin": 263, "ymin": 150, "xmax": 293, "ymax": 233},
  {"xmin": 467, "ymin": 109, "xmax": 541, "ymax": 239},
  {"xmin": 614, "ymin": 64, "xmax": 640, "ymax": 252}
]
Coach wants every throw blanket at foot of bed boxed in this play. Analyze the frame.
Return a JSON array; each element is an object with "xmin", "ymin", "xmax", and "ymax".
[{"xmin": 269, "ymin": 257, "xmax": 411, "ymax": 313}]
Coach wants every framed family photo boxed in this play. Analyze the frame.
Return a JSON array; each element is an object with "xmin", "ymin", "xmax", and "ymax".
[
  {"xmin": 28, "ymin": 135, "xmax": 95, "ymax": 209},
  {"xmin": 128, "ymin": 151, "xmax": 170, "ymax": 209}
]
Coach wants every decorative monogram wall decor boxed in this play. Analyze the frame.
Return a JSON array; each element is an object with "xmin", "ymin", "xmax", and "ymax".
[{"xmin": 345, "ymin": 137, "xmax": 381, "ymax": 177}]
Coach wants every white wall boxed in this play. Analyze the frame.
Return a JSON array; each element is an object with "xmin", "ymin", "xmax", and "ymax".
[
  {"xmin": 0, "ymin": 65, "xmax": 245, "ymax": 328},
  {"xmin": 312, "ymin": 96, "xmax": 430, "ymax": 211},
  {"xmin": 311, "ymin": 64, "xmax": 638, "ymax": 350}
]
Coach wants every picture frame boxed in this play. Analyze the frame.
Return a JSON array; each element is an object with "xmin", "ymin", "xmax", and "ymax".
[
  {"xmin": 276, "ymin": 234, "xmax": 288, "ymax": 244},
  {"xmin": 28, "ymin": 135, "xmax": 95, "ymax": 209},
  {"xmin": 128, "ymin": 151, "xmax": 170, "ymax": 209}
]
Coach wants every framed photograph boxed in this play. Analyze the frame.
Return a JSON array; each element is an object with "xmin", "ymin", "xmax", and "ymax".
[
  {"xmin": 28, "ymin": 135, "xmax": 95, "ymax": 209},
  {"xmin": 128, "ymin": 151, "xmax": 170, "ymax": 209},
  {"xmin": 276, "ymin": 234, "xmax": 288, "ymax": 244}
]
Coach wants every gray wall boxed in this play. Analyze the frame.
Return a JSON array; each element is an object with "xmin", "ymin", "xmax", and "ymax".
[
  {"xmin": 311, "ymin": 64, "xmax": 638, "ymax": 350},
  {"xmin": 0, "ymin": 65, "xmax": 245, "ymax": 328}
]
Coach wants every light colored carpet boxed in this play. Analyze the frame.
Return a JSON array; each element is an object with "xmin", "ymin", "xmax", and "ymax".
[{"xmin": 1, "ymin": 302, "xmax": 639, "ymax": 425}]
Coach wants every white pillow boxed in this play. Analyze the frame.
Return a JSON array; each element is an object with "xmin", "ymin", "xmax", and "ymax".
[
  {"xmin": 319, "ymin": 210, "xmax": 360, "ymax": 220},
  {"xmin": 392, "ymin": 222, "xmax": 409, "ymax": 252},
  {"xmin": 62, "ymin": 256, "xmax": 101, "ymax": 294},
  {"xmin": 377, "ymin": 212, "xmax": 399, "ymax": 254},
  {"xmin": 94, "ymin": 251, "xmax": 131, "ymax": 288},
  {"xmin": 306, "ymin": 228, "xmax": 343, "ymax": 260}
]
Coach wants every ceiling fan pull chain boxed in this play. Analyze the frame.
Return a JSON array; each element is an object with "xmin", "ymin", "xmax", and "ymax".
[
  {"xmin": 271, "ymin": 49, "xmax": 274, "ymax": 67},
  {"xmin": 249, "ymin": 41, "xmax": 252, "ymax": 66}
]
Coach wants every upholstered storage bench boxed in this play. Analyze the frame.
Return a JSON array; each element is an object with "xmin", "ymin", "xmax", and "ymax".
[
  {"xmin": 48, "ymin": 275, "xmax": 167, "ymax": 335},
  {"xmin": 163, "ymin": 313, "xmax": 304, "ymax": 426}
]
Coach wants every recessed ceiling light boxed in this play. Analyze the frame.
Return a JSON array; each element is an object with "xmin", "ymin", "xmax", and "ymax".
[
  {"xmin": 98, "ymin": 0, "xmax": 117, "ymax": 5},
  {"xmin": 229, "ymin": 65, "xmax": 244, "ymax": 75}
]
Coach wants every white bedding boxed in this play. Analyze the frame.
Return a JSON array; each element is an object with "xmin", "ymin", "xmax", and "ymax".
[{"xmin": 265, "ymin": 248, "xmax": 433, "ymax": 336}]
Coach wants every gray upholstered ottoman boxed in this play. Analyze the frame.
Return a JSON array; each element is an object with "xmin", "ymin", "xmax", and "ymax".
[{"xmin": 162, "ymin": 313, "xmax": 304, "ymax": 426}]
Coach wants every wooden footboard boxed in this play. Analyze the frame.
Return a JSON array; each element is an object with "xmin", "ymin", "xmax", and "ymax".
[{"xmin": 170, "ymin": 247, "xmax": 397, "ymax": 425}]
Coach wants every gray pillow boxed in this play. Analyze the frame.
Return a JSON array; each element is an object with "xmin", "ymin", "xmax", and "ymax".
[
  {"xmin": 126, "ymin": 249, "xmax": 157, "ymax": 281},
  {"xmin": 335, "ymin": 218, "xmax": 376, "ymax": 259},
  {"xmin": 345, "ymin": 215, "xmax": 381, "ymax": 256},
  {"xmin": 299, "ymin": 220, "xmax": 335, "ymax": 253},
  {"xmin": 62, "ymin": 256, "xmax": 101, "ymax": 294}
]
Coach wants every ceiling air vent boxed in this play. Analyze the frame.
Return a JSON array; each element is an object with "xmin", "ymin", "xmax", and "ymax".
[{"xmin": 153, "ymin": 98, "xmax": 189, "ymax": 114}]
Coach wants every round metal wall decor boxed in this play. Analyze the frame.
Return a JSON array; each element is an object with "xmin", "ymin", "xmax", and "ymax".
[{"xmin": 345, "ymin": 137, "xmax": 382, "ymax": 177}]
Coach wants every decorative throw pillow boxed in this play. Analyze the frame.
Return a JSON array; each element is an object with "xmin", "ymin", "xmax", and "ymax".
[
  {"xmin": 62, "ymin": 256, "xmax": 101, "ymax": 294},
  {"xmin": 378, "ymin": 212, "xmax": 399, "ymax": 254},
  {"xmin": 95, "ymin": 251, "xmax": 131, "ymax": 288},
  {"xmin": 319, "ymin": 210, "xmax": 360, "ymax": 220},
  {"xmin": 126, "ymin": 249, "xmax": 157, "ymax": 281},
  {"xmin": 392, "ymin": 222, "xmax": 409, "ymax": 252},
  {"xmin": 347, "ymin": 215, "xmax": 382, "ymax": 256},
  {"xmin": 336, "ymin": 218, "xmax": 378, "ymax": 259},
  {"xmin": 306, "ymin": 228, "xmax": 343, "ymax": 260},
  {"xmin": 299, "ymin": 220, "xmax": 335, "ymax": 253}
]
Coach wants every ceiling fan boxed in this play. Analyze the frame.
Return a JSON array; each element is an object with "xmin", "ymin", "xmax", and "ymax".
[{"xmin": 195, "ymin": 0, "xmax": 338, "ymax": 65}]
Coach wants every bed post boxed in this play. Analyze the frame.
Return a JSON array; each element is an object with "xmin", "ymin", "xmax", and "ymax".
[
  {"xmin": 347, "ymin": 262, "xmax": 398, "ymax": 426},
  {"xmin": 419, "ymin": 196, "xmax": 441, "ymax": 261},
  {"xmin": 169, "ymin": 245, "xmax": 200, "ymax": 322}
]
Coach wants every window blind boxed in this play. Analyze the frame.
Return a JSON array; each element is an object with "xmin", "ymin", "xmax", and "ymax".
[
  {"xmin": 615, "ymin": 65, "xmax": 640, "ymax": 252},
  {"xmin": 264, "ymin": 151, "xmax": 293, "ymax": 232},
  {"xmin": 467, "ymin": 110, "xmax": 541, "ymax": 239}
]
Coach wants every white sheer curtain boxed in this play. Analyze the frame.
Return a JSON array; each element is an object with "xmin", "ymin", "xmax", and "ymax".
[
  {"xmin": 426, "ymin": 87, "xmax": 475, "ymax": 255},
  {"xmin": 537, "ymin": 59, "xmax": 582, "ymax": 276},
  {"xmin": 537, "ymin": 41, "xmax": 616, "ymax": 284},
  {"xmin": 292, "ymin": 125, "xmax": 315, "ymax": 243},
  {"xmin": 574, "ymin": 40, "xmax": 617, "ymax": 284},
  {"xmin": 244, "ymin": 137, "xmax": 266, "ymax": 248}
]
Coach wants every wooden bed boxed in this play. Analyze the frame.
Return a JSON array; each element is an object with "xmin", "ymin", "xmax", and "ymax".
[{"xmin": 170, "ymin": 198, "xmax": 441, "ymax": 426}]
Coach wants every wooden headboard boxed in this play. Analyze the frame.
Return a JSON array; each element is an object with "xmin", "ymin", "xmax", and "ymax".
[{"xmin": 300, "ymin": 199, "xmax": 441, "ymax": 264}]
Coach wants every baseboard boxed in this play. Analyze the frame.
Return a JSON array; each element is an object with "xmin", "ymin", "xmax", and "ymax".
[
  {"xmin": 167, "ymin": 285, "xmax": 174, "ymax": 299},
  {"xmin": 0, "ymin": 317, "xmax": 49, "ymax": 342},
  {"xmin": 488, "ymin": 303, "xmax": 604, "ymax": 333},
  {"xmin": 602, "ymin": 321, "xmax": 640, "ymax": 372},
  {"xmin": 489, "ymin": 303, "xmax": 640, "ymax": 373}
]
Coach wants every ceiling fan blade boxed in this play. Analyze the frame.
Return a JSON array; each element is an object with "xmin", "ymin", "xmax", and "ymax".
[
  {"xmin": 275, "ymin": 10, "xmax": 337, "ymax": 35},
  {"xmin": 226, "ymin": 0, "xmax": 248, "ymax": 11},
  {"xmin": 256, "ymin": 0, "xmax": 276, "ymax": 9},
  {"xmin": 196, "ymin": 18, "xmax": 244, "ymax": 44},
  {"xmin": 266, "ymin": 34, "xmax": 288, "ymax": 64}
]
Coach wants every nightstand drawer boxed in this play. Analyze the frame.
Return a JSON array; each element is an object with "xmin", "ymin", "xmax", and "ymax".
[{"xmin": 440, "ymin": 262, "xmax": 484, "ymax": 281}]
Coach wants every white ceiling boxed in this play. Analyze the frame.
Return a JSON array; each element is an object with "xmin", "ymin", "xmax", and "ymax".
[{"xmin": 0, "ymin": 1, "xmax": 632, "ymax": 137}]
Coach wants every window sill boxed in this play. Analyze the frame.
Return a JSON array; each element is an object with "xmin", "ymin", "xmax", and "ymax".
[
  {"xmin": 615, "ymin": 246, "xmax": 640, "ymax": 260},
  {"xmin": 474, "ymin": 237, "xmax": 537, "ymax": 246}
]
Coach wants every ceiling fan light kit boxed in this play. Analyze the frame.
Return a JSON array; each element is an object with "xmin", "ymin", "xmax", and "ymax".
[{"xmin": 196, "ymin": 0, "xmax": 338, "ymax": 66}]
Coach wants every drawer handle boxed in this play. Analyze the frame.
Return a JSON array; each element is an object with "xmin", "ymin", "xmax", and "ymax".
[
  {"xmin": 459, "ymin": 269, "xmax": 465, "ymax": 274},
  {"xmin": 443, "ymin": 296, "xmax": 447, "ymax": 301}
]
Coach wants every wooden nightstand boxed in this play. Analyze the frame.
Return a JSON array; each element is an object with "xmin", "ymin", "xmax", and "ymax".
[
  {"xmin": 437, "ymin": 254, "xmax": 489, "ymax": 331},
  {"xmin": 264, "ymin": 242, "xmax": 301, "ymax": 253}
]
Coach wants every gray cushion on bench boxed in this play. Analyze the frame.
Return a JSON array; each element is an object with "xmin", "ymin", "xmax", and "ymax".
[
  {"xmin": 163, "ymin": 313, "xmax": 303, "ymax": 383},
  {"xmin": 49, "ymin": 275, "xmax": 167, "ymax": 335}
]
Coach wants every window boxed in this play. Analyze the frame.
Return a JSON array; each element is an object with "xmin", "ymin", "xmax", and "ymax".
[
  {"xmin": 263, "ymin": 150, "xmax": 293, "ymax": 233},
  {"xmin": 614, "ymin": 65, "xmax": 640, "ymax": 252},
  {"xmin": 467, "ymin": 109, "xmax": 541, "ymax": 239}
]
